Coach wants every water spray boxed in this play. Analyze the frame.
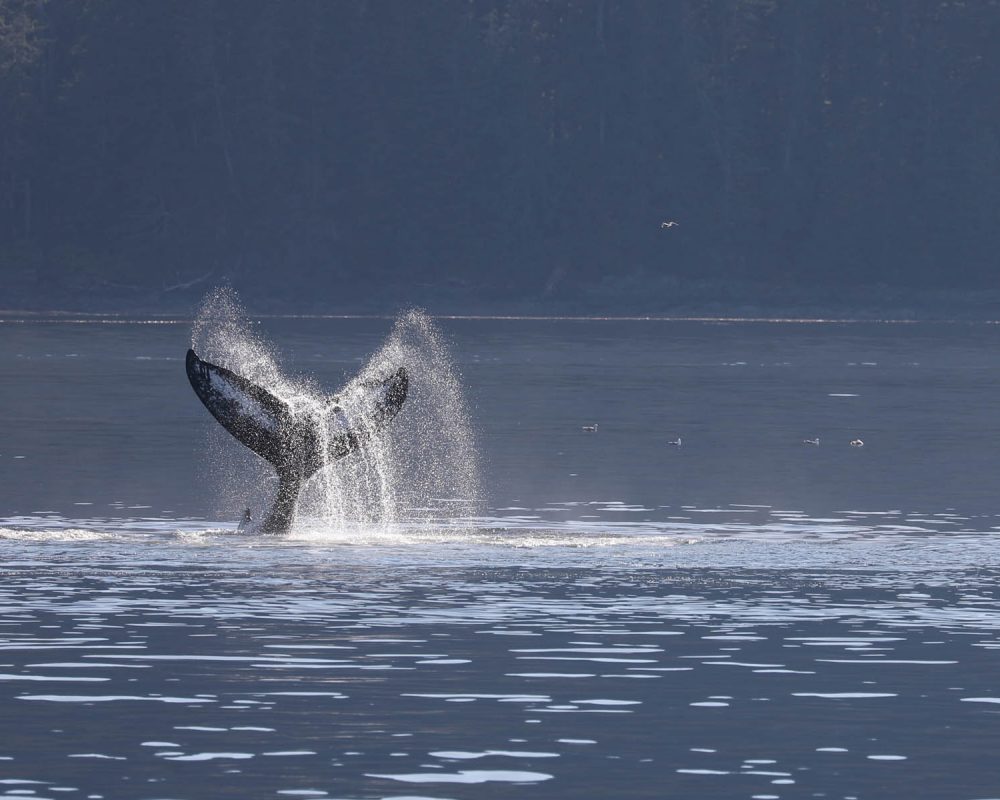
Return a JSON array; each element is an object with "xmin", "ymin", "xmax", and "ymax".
[{"xmin": 191, "ymin": 289, "xmax": 480, "ymax": 535}]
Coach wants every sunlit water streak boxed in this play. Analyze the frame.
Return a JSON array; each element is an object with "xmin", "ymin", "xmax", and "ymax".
[
  {"xmin": 1, "ymin": 520, "xmax": 999, "ymax": 799},
  {"xmin": 5, "ymin": 499, "xmax": 1000, "ymax": 572}
]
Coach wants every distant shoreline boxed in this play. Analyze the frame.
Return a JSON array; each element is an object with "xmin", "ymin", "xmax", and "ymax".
[
  {"xmin": 3, "ymin": 309, "xmax": 1000, "ymax": 325},
  {"xmin": 7, "ymin": 273, "xmax": 1000, "ymax": 324}
]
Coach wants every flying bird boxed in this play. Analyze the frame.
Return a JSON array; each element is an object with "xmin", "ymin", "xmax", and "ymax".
[
  {"xmin": 667, "ymin": 437, "xmax": 682, "ymax": 446},
  {"xmin": 803, "ymin": 438, "xmax": 820, "ymax": 446},
  {"xmin": 582, "ymin": 423, "xmax": 599, "ymax": 432},
  {"xmin": 661, "ymin": 221, "xmax": 679, "ymax": 229},
  {"xmin": 850, "ymin": 439, "xmax": 864, "ymax": 447}
]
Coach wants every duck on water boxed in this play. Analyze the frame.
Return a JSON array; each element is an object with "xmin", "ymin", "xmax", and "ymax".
[{"xmin": 186, "ymin": 349, "xmax": 409, "ymax": 534}]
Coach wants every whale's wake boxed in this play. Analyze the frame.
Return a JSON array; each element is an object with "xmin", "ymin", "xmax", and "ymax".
[{"xmin": 191, "ymin": 289, "xmax": 480, "ymax": 535}]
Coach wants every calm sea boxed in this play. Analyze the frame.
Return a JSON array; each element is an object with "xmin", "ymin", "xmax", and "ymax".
[{"xmin": 1, "ymin": 316, "xmax": 1000, "ymax": 799}]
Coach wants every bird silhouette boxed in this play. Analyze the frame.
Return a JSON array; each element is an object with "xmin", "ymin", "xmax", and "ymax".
[
  {"xmin": 582, "ymin": 423, "xmax": 599, "ymax": 432},
  {"xmin": 661, "ymin": 221, "xmax": 679, "ymax": 229}
]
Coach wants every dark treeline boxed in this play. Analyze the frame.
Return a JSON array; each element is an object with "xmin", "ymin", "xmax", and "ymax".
[{"xmin": 2, "ymin": 0, "xmax": 1000, "ymax": 314}]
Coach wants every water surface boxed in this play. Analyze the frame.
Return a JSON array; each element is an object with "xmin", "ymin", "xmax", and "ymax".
[{"xmin": 2, "ymin": 317, "xmax": 1000, "ymax": 799}]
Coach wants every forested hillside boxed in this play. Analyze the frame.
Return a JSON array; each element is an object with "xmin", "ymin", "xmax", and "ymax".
[{"xmin": 2, "ymin": 1, "xmax": 1000, "ymax": 315}]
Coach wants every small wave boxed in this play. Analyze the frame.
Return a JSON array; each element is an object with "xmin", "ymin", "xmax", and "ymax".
[{"xmin": 0, "ymin": 527, "xmax": 117, "ymax": 542}]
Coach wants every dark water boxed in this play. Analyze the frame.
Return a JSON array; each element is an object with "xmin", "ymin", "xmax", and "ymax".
[{"xmin": 2, "ymin": 316, "xmax": 1000, "ymax": 799}]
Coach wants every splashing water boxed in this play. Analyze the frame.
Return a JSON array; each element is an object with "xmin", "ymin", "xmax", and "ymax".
[{"xmin": 191, "ymin": 289, "xmax": 480, "ymax": 536}]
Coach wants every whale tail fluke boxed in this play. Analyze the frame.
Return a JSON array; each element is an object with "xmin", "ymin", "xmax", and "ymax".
[
  {"xmin": 185, "ymin": 349, "xmax": 409, "ymax": 532},
  {"xmin": 185, "ymin": 349, "xmax": 296, "ymax": 469}
]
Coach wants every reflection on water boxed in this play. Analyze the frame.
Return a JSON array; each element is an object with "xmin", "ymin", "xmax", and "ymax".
[{"xmin": 2, "ymin": 318, "xmax": 1000, "ymax": 798}]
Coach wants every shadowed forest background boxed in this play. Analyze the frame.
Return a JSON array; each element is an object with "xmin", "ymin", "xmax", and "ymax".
[{"xmin": 2, "ymin": 0, "xmax": 1000, "ymax": 316}]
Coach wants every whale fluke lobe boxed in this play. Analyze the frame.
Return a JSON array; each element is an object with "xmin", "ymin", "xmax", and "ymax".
[
  {"xmin": 185, "ymin": 349, "xmax": 297, "ymax": 469},
  {"xmin": 185, "ymin": 348, "xmax": 409, "ymax": 533}
]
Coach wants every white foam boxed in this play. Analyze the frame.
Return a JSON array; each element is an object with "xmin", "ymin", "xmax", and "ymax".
[
  {"xmin": 792, "ymin": 692, "xmax": 896, "ymax": 699},
  {"xmin": 163, "ymin": 752, "xmax": 254, "ymax": 761},
  {"xmin": 365, "ymin": 770, "xmax": 552, "ymax": 783},
  {"xmin": 430, "ymin": 750, "xmax": 558, "ymax": 759}
]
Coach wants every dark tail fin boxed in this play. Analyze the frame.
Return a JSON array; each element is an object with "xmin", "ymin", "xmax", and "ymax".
[
  {"xmin": 186, "ymin": 349, "xmax": 409, "ymax": 533},
  {"xmin": 185, "ymin": 349, "xmax": 298, "ymax": 468}
]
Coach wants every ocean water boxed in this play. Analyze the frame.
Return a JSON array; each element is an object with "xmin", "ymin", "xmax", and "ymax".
[{"xmin": 2, "ymin": 315, "xmax": 1000, "ymax": 799}]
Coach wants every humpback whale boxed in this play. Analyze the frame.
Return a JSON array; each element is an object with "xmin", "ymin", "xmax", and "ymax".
[{"xmin": 186, "ymin": 349, "xmax": 408, "ymax": 533}]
